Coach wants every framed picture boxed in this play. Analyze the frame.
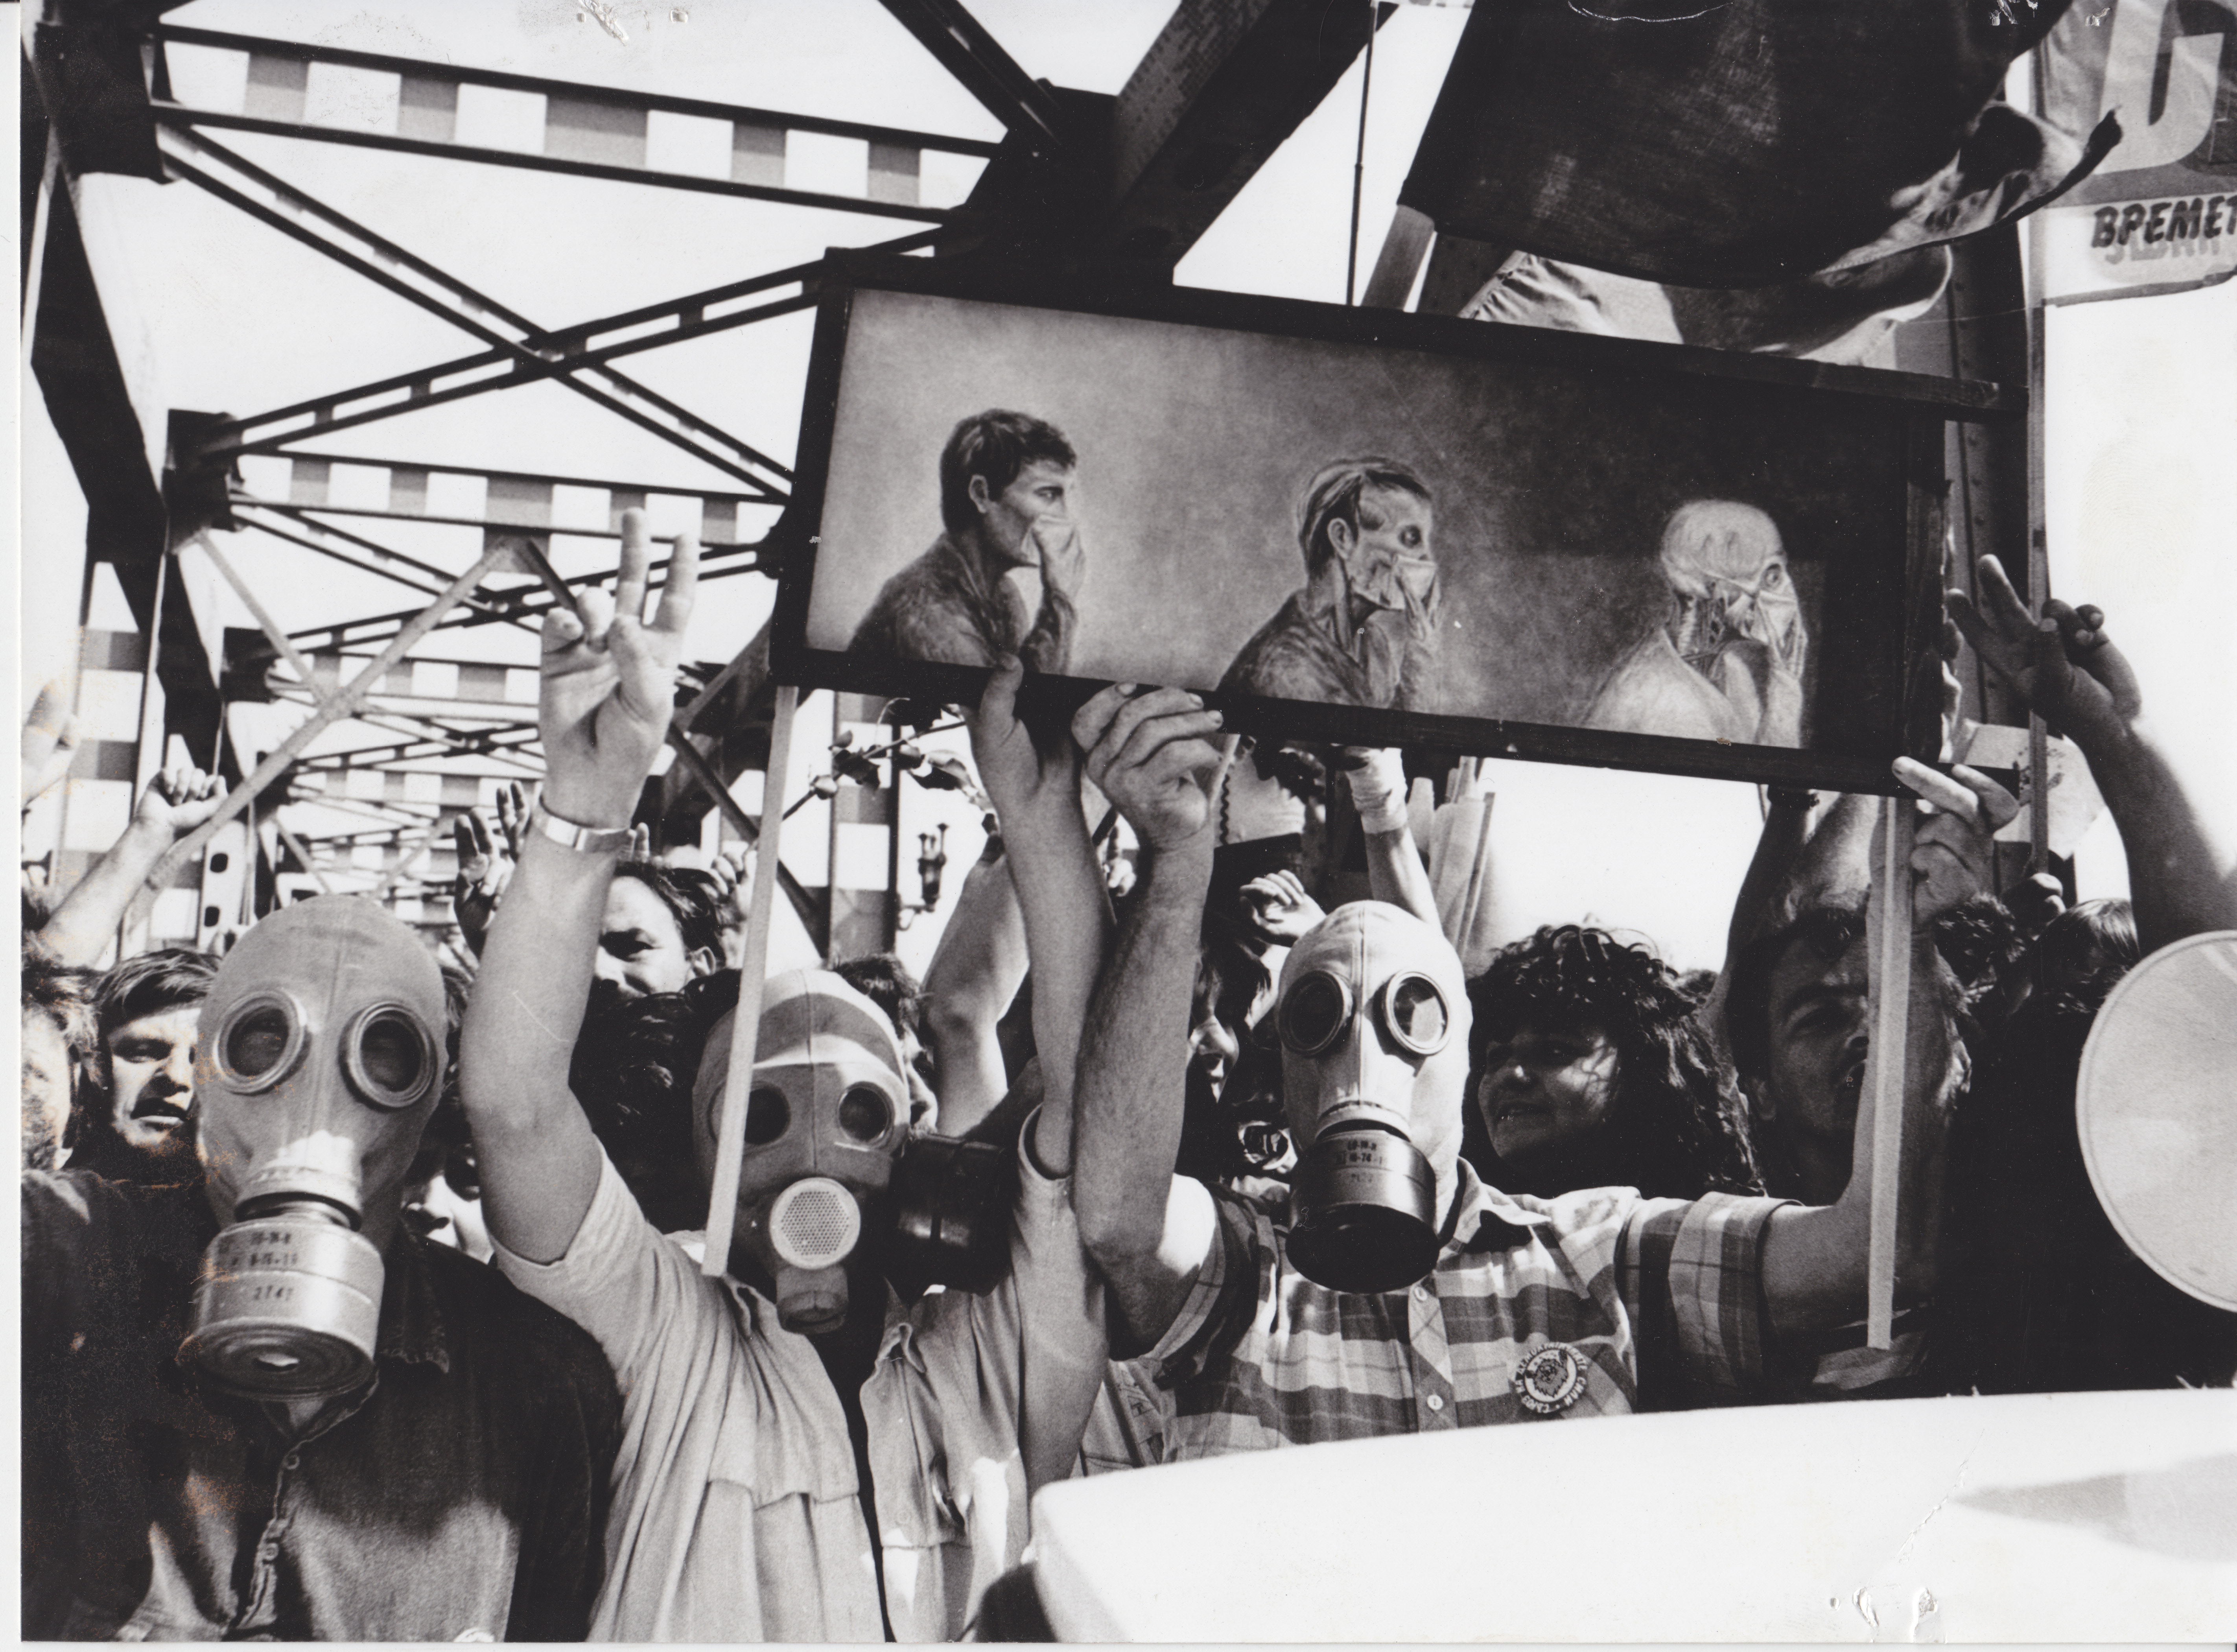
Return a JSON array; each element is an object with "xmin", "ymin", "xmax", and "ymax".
[{"xmin": 770, "ymin": 257, "xmax": 2017, "ymax": 793}]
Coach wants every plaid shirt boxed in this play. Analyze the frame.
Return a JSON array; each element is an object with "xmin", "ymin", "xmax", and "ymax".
[{"xmin": 1147, "ymin": 1165, "xmax": 1787, "ymax": 1458}]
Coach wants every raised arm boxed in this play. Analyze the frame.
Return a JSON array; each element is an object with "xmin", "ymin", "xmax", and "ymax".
[
  {"xmin": 1952, "ymin": 555, "xmax": 2237, "ymax": 952},
  {"xmin": 1760, "ymin": 760, "xmax": 2015, "ymax": 1342},
  {"xmin": 35, "ymin": 767, "xmax": 227, "ymax": 966},
  {"xmin": 1340, "ymin": 747, "xmax": 1439, "ymax": 926},
  {"xmin": 461, "ymin": 513, "xmax": 699, "ymax": 1264},
  {"xmin": 918, "ymin": 849, "xmax": 1029, "ymax": 1137},
  {"xmin": 1069, "ymin": 686, "xmax": 1230, "ymax": 1354},
  {"xmin": 966, "ymin": 657, "xmax": 1113, "ymax": 1491}
]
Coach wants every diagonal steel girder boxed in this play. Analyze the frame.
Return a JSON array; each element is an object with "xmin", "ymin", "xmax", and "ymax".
[
  {"xmin": 295, "ymin": 726, "xmax": 543, "ymax": 772},
  {"xmin": 285, "ymin": 537, "xmax": 766, "ymax": 650},
  {"xmin": 189, "ymin": 227, "xmax": 932, "ymax": 468},
  {"xmin": 155, "ymin": 125, "xmax": 794, "ymax": 496},
  {"xmin": 232, "ymin": 504, "xmax": 538, "ymax": 626},
  {"xmin": 875, "ymin": 0, "xmax": 1072, "ymax": 160},
  {"xmin": 146, "ymin": 543, "xmax": 518, "ymax": 898}
]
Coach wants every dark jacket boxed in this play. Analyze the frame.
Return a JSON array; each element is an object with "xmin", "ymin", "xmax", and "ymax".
[{"xmin": 21, "ymin": 1170, "xmax": 623, "ymax": 1641}]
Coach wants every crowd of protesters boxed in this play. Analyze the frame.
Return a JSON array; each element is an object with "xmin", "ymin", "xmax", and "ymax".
[{"xmin": 19, "ymin": 481, "xmax": 2235, "ymax": 1638}]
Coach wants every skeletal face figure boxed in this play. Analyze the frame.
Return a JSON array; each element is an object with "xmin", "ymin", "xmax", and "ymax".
[
  {"xmin": 1658, "ymin": 501, "xmax": 1804, "ymax": 680},
  {"xmin": 1329, "ymin": 484, "xmax": 1437, "ymax": 617}
]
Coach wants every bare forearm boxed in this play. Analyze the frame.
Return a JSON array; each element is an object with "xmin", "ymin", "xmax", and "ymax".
[
  {"xmin": 1727, "ymin": 798, "xmax": 1812, "ymax": 962},
  {"xmin": 1362, "ymin": 825, "xmax": 1438, "ymax": 926},
  {"xmin": 1005, "ymin": 804, "xmax": 1110, "ymax": 1175},
  {"xmin": 37, "ymin": 820, "xmax": 173, "ymax": 966},
  {"xmin": 921, "ymin": 858, "xmax": 1030, "ymax": 1135},
  {"xmin": 2081, "ymin": 717, "xmax": 2237, "ymax": 953},
  {"xmin": 1074, "ymin": 843, "xmax": 1209, "ymax": 1261},
  {"xmin": 458, "ymin": 835, "xmax": 608, "ymax": 1259}
]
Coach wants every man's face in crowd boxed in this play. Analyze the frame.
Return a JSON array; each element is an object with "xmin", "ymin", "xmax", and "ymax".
[
  {"xmin": 894, "ymin": 1024, "xmax": 938, "ymax": 1127},
  {"xmin": 595, "ymin": 878, "xmax": 700, "ymax": 1006},
  {"xmin": 106, "ymin": 1004, "xmax": 203, "ymax": 1157},
  {"xmin": 405, "ymin": 1143, "xmax": 493, "ymax": 1263},
  {"xmin": 1754, "ymin": 933, "xmax": 1870, "ymax": 1152},
  {"xmin": 22, "ymin": 1010, "xmax": 74, "ymax": 1171},
  {"xmin": 1188, "ymin": 1010, "xmax": 1240, "ymax": 1099},
  {"xmin": 1330, "ymin": 485, "xmax": 1435, "ymax": 612},
  {"xmin": 971, "ymin": 460, "xmax": 1076, "ymax": 570},
  {"xmin": 1476, "ymin": 1018, "xmax": 1621, "ymax": 1168}
]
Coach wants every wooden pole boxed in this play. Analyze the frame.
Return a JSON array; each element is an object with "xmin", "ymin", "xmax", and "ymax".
[
  {"xmin": 702, "ymin": 682, "xmax": 800, "ymax": 1277},
  {"xmin": 1864, "ymin": 795, "xmax": 1917, "ymax": 1351},
  {"xmin": 2025, "ymin": 303, "xmax": 2055, "ymax": 874}
]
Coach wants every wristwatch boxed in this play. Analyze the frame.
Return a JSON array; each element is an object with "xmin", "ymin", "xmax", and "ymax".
[{"xmin": 530, "ymin": 801, "xmax": 634, "ymax": 856}]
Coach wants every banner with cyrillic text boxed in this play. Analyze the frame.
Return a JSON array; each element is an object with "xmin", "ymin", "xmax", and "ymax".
[{"xmin": 2032, "ymin": 0, "xmax": 2237, "ymax": 304}]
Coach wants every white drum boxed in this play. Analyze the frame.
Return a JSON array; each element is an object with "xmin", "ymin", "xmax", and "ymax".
[{"xmin": 2076, "ymin": 929, "xmax": 2237, "ymax": 1311}]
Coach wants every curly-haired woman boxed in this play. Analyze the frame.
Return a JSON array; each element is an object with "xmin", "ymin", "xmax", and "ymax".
[{"xmin": 1467, "ymin": 924, "xmax": 1761, "ymax": 1200}]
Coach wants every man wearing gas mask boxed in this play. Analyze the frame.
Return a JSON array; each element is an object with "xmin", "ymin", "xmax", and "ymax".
[
  {"xmin": 20, "ymin": 895, "xmax": 621, "ymax": 1641},
  {"xmin": 462, "ymin": 517, "xmax": 1109, "ymax": 1640},
  {"xmin": 1221, "ymin": 457, "xmax": 1443, "ymax": 714},
  {"xmin": 1064, "ymin": 678, "xmax": 1997, "ymax": 1457}
]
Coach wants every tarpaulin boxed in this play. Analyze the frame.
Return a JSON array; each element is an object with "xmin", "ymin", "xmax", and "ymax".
[
  {"xmin": 1457, "ymin": 246, "xmax": 1953, "ymax": 363},
  {"xmin": 1400, "ymin": 0, "xmax": 2114, "ymax": 287}
]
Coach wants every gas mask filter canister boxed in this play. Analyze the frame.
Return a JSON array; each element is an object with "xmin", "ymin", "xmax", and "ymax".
[
  {"xmin": 1280, "ymin": 903, "xmax": 1470, "ymax": 1296},
  {"xmin": 696, "ymin": 972, "xmax": 912, "ymax": 1334},
  {"xmin": 181, "ymin": 898, "xmax": 444, "ymax": 1398}
]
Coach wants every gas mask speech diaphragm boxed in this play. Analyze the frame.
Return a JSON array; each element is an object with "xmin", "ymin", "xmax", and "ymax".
[
  {"xmin": 182, "ymin": 897, "xmax": 446, "ymax": 1399},
  {"xmin": 1278, "ymin": 903, "xmax": 1472, "ymax": 1295}
]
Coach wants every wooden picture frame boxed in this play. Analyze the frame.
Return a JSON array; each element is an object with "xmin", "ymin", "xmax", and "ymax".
[{"xmin": 770, "ymin": 256, "xmax": 2017, "ymax": 794}]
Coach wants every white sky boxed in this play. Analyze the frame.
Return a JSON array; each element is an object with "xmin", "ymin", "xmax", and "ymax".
[{"xmin": 16, "ymin": 0, "xmax": 2235, "ymax": 969}]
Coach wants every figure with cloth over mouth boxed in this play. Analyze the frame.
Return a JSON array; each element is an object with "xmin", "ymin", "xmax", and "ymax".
[
  {"xmin": 1221, "ymin": 456, "xmax": 1444, "ymax": 714},
  {"xmin": 849, "ymin": 408, "xmax": 1086, "ymax": 676}
]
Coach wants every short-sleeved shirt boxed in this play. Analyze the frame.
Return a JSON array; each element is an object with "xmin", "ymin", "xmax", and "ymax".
[
  {"xmin": 1148, "ymin": 1164, "xmax": 1787, "ymax": 1458},
  {"xmin": 21, "ymin": 1169, "xmax": 621, "ymax": 1642},
  {"xmin": 863, "ymin": 1122, "xmax": 1106, "ymax": 1644},
  {"xmin": 493, "ymin": 1149, "xmax": 886, "ymax": 1643}
]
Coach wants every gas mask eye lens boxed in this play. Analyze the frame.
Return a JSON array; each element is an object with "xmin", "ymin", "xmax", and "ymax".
[
  {"xmin": 837, "ymin": 1084, "xmax": 892, "ymax": 1143},
  {"xmin": 218, "ymin": 996, "xmax": 302, "ymax": 1091},
  {"xmin": 1279, "ymin": 972, "xmax": 1352, "ymax": 1056},
  {"xmin": 1381, "ymin": 974, "xmax": 1451, "ymax": 1056},
  {"xmin": 226, "ymin": 1006, "xmax": 294, "ymax": 1079},
  {"xmin": 343, "ymin": 1007, "xmax": 435, "ymax": 1109},
  {"xmin": 359, "ymin": 1015, "xmax": 424, "ymax": 1091},
  {"xmin": 744, "ymin": 1085, "xmax": 790, "ymax": 1145}
]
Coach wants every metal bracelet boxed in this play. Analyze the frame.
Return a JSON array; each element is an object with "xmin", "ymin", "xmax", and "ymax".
[{"xmin": 530, "ymin": 802, "xmax": 634, "ymax": 856}]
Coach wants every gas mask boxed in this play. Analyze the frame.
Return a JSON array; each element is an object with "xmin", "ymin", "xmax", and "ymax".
[
  {"xmin": 595, "ymin": 970, "xmax": 1008, "ymax": 1309},
  {"xmin": 183, "ymin": 897, "xmax": 445, "ymax": 1398},
  {"xmin": 1277, "ymin": 903, "xmax": 1471, "ymax": 1295},
  {"xmin": 1658, "ymin": 500, "xmax": 1805, "ymax": 681},
  {"xmin": 696, "ymin": 971, "xmax": 914, "ymax": 1334}
]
